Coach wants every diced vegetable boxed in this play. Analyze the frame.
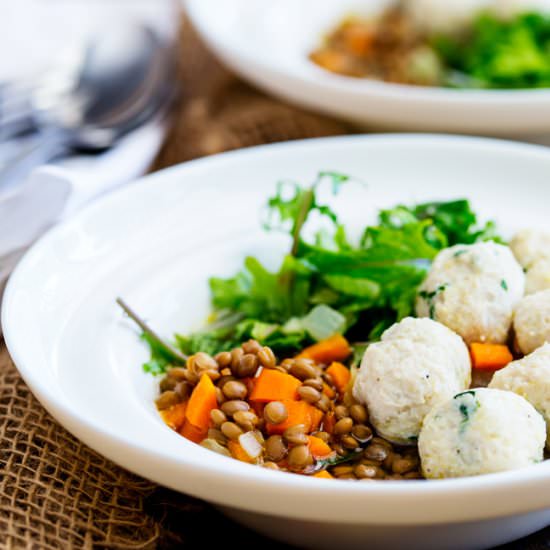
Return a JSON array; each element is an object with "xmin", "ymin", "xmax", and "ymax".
[
  {"xmin": 308, "ymin": 436, "xmax": 333, "ymax": 459},
  {"xmin": 200, "ymin": 438, "xmax": 232, "ymax": 457},
  {"xmin": 470, "ymin": 343, "xmax": 513, "ymax": 370},
  {"xmin": 313, "ymin": 470, "xmax": 334, "ymax": 479},
  {"xmin": 179, "ymin": 420, "xmax": 205, "ymax": 443},
  {"xmin": 228, "ymin": 440, "xmax": 255, "ymax": 463},
  {"xmin": 249, "ymin": 369, "xmax": 301, "ymax": 403},
  {"xmin": 296, "ymin": 334, "xmax": 352, "ymax": 364},
  {"xmin": 238, "ymin": 432, "xmax": 263, "ymax": 460},
  {"xmin": 326, "ymin": 362, "xmax": 351, "ymax": 394},
  {"xmin": 322, "ymin": 382, "xmax": 336, "ymax": 399},
  {"xmin": 266, "ymin": 399, "xmax": 322, "ymax": 434},
  {"xmin": 160, "ymin": 401, "xmax": 188, "ymax": 431},
  {"xmin": 301, "ymin": 304, "xmax": 347, "ymax": 342},
  {"xmin": 185, "ymin": 373, "xmax": 218, "ymax": 430}
]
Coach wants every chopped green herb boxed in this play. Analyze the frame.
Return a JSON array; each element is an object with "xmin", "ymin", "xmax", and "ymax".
[{"xmin": 501, "ymin": 279, "xmax": 508, "ymax": 291}]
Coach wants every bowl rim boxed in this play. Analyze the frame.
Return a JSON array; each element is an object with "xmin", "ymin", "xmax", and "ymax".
[{"xmin": 4, "ymin": 133, "xmax": 550, "ymax": 525}]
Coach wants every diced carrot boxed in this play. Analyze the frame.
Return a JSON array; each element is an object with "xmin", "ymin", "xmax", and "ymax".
[
  {"xmin": 326, "ymin": 362, "xmax": 351, "ymax": 394},
  {"xmin": 160, "ymin": 401, "xmax": 187, "ymax": 431},
  {"xmin": 322, "ymin": 382, "xmax": 336, "ymax": 399},
  {"xmin": 179, "ymin": 420, "xmax": 206, "ymax": 443},
  {"xmin": 266, "ymin": 399, "xmax": 321, "ymax": 435},
  {"xmin": 345, "ymin": 25, "xmax": 374, "ymax": 56},
  {"xmin": 313, "ymin": 470, "xmax": 334, "ymax": 479},
  {"xmin": 323, "ymin": 411, "xmax": 336, "ymax": 434},
  {"xmin": 185, "ymin": 373, "xmax": 218, "ymax": 430},
  {"xmin": 249, "ymin": 369, "xmax": 301, "ymax": 403},
  {"xmin": 228, "ymin": 440, "xmax": 254, "ymax": 463},
  {"xmin": 309, "ymin": 407, "xmax": 323, "ymax": 433},
  {"xmin": 470, "ymin": 343, "xmax": 513, "ymax": 370},
  {"xmin": 308, "ymin": 436, "xmax": 333, "ymax": 459},
  {"xmin": 296, "ymin": 334, "xmax": 352, "ymax": 364}
]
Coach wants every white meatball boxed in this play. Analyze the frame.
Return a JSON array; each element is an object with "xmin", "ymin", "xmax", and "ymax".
[
  {"xmin": 416, "ymin": 242, "xmax": 524, "ymax": 344},
  {"xmin": 514, "ymin": 289, "xmax": 550, "ymax": 355},
  {"xmin": 352, "ymin": 317, "xmax": 471, "ymax": 445},
  {"xmin": 510, "ymin": 229, "xmax": 550, "ymax": 269},
  {"xmin": 490, "ymin": 344, "xmax": 550, "ymax": 447},
  {"xmin": 419, "ymin": 388, "xmax": 545, "ymax": 479},
  {"xmin": 525, "ymin": 259, "xmax": 550, "ymax": 295}
]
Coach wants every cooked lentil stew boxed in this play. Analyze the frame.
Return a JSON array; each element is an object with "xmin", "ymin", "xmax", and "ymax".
[{"xmin": 155, "ymin": 338, "xmax": 422, "ymax": 480}]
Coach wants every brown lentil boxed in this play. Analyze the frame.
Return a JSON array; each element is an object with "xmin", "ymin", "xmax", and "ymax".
[
  {"xmin": 242, "ymin": 339, "xmax": 262, "ymax": 354},
  {"xmin": 222, "ymin": 380, "xmax": 248, "ymax": 400},
  {"xmin": 220, "ymin": 421, "xmax": 243, "ymax": 440},
  {"xmin": 265, "ymin": 435, "xmax": 287, "ymax": 461},
  {"xmin": 354, "ymin": 464, "xmax": 383, "ymax": 479},
  {"xmin": 275, "ymin": 366, "xmax": 288, "ymax": 374},
  {"xmin": 404, "ymin": 471, "xmax": 423, "ymax": 479},
  {"xmin": 233, "ymin": 410, "xmax": 258, "ymax": 432},
  {"xmin": 195, "ymin": 352, "xmax": 219, "ymax": 371},
  {"xmin": 221, "ymin": 400, "xmax": 250, "ymax": 417},
  {"xmin": 332, "ymin": 465, "xmax": 354, "ymax": 477},
  {"xmin": 207, "ymin": 428, "xmax": 228, "ymax": 445},
  {"xmin": 363, "ymin": 443, "xmax": 390, "ymax": 462},
  {"xmin": 263, "ymin": 401, "xmax": 288, "ymax": 425},
  {"xmin": 159, "ymin": 377, "xmax": 178, "ymax": 392},
  {"xmin": 289, "ymin": 359, "xmax": 317, "ymax": 381},
  {"xmin": 334, "ymin": 405, "xmax": 350, "ymax": 420},
  {"xmin": 312, "ymin": 431, "xmax": 330, "ymax": 443},
  {"xmin": 280, "ymin": 358, "xmax": 295, "ymax": 371},
  {"xmin": 297, "ymin": 385, "xmax": 322, "ymax": 404},
  {"xmin": 351, "ymin": 424, "xmax": 373, "ymax": 443},
  {"xmin": 287, "ymin": 444, "xmax": 313, "ymax": 469},
  {"xmin": 236, "ymin": 354, "xmax": 259, "ymax": 377},
  {"xmin": 334, "ymin": 417, "xmax": 353, "ymax": 435},
  {"xmin": 349, "ymin": 404, "xmax": 368, "ymax": 424},
  {"xmin": 220, "ymin": 367, "xmax": 232, "ymax": 376},
  {"xmin": 174, "ymin": 381, "xmax": 191, "ymax": 400},
  {"xmin": 230, "ymin": 348, "xmax": 244, "ymax": 371},
  {"xmin": 167, "ymin": 367, "xmax": 188, "ymax": 380},
  {"xmin": 155, "ymin": 390, "xmax": 180, "ymax": 410},
  {"xmin": 303, "ymin": 378, "xmax": 324, "ymax": 392},
  {"xmin": 217, "ymin": 375, "xmax": 237, "ymax": 389},
  {"xmin": 215, "ymin": 387, "xmax": 225, "ymax": 405},
  {"xmin": 392, "ymin": 456, "xmax": 418, "ymax": 475},
  {"xmin": 203, "ymin": 369, "xmax": 221, "ymax": 382},
  {"xmin": 341, "ymin": 435, "xmax": 360, "ymax": 450},
  {"xmin": 263, "ymin": 461, "xmax": 280, "ymax": 470},
  {"xmin": 210, "ymin": 408, "xmax": 227, "ymax": 427},
  {"xmin": 215, "ymin": 351, "xmax": 232, "ymax": 368},
  {"xmin": 315, "ymin": 394, "xmax": 331, "ymax": 413},
  {"xmin": 257, "ymin": 346, "xmax": 277, "ymax": 369},
  {"xmin": 283, "ymin": 424, "xmax": 309, "ymax": 446}
]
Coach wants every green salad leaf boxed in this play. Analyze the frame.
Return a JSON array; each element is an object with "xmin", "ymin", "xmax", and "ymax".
[{"xmin": 136, "ymin": 173, "xmax": 502, "ymax": 372}]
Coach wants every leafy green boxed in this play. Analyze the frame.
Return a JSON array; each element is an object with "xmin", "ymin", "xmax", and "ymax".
[
  {"xmin": 433, "ymin": 12, "xmax": 550, "ymax": 89},
  {"xmin": 138, "ymin": 173, "xmax": 502, "ymax": 368}
]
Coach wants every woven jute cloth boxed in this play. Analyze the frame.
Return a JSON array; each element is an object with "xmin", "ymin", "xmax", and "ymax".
[{"xmin": 1, "ymin": 17, "xmax": 549, "ymax": 550}]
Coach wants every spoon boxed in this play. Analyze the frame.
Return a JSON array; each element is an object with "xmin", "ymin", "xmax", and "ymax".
[{"xmin": 0, "ymin": 23, "xmax": 176, "ymax": 191}]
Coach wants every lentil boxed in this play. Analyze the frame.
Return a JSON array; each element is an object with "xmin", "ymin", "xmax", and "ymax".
[
  {"xmin": 230, "ymin": 348, "xmax": 244, "ymax": 372},
  {"xmin": 221, "ymin": 400, "xmax": 250, "ymax": 417},
  {"xmin": 283, "ymin": 424, "xmax": 309, "ymax": 446},
  {"xmin": 363, "ymin": 443, "xmax": 390, "ymax": 462},
  {"xmin": 297, "ymin": 385, "xmax": 322, "ymax": 404},
  {"xmin": 334, "ymin": 405, "xmax": 350, "ymax": 420},
  {"xmin": 234, "ymin": 410, "xmax": 258, "ymax": 432},
  {"xmin": 159, "ymin": 377, "xmax": 178, "ymax": 392},
  {"xmin": 222, "ymin": 380, "xmax": 248, "ymax": 400},
  {"xmin": 265, "ymin": 435, "xmax": 287, "ymax": 461},
  {"xmin": 210, "ymin": 408, "xmax": 227, "ymax": 427},
  {"xmin": 174, "ymin": 381, "xmax": 191, "ymax": 400},
  {"xmin": 290, "ymin": 359, "xmax": 317, "ymax": 381},
  {"xmin": 288, "ymin": 444, "xmax": 313, "ymax": 469},
  {"xmin": 258, "ymin": 346, "xmax": 277, "ymax": 369},
  {"xmin": 167, "ymin": 367, "xmax": 188, "ymax": 380},
  {"xmin": 342, "ymin": 435, "xmax": 360, "ymax": 450},
  {"xmin": 155, "ymin": 391, "xmax": 180, "ymax": 410},
  {"xmin": 303, "ymin": 378, "xmax": 324, "ymax": 392},
  {"xmin": 215, "ymin": 351, "xmax": 232, "ymax": 368},
  {"xmin": 221, "ymin": 421, "xmax": 244, "ymax": 440},
  {"xmin": 242, "ymin": 339, "xmax": 262, "ymax": 354},
  {"xmin": 349, "ymin": 404, "xmax": 368, "ymax": 424},
  {"xmin": 351, "ymin": 424, "xmax": 373, "ymax": 443},
  {"xmin": 237, "ymin": 354, "xmax": 259, "ymax": 377},
  {"xmin": 207, "ymin": 428, "xmax": 228, "ymax": 445},
  {"xmin": 263, "ymin": 401, "xmax": 288, "ymax": 425}
]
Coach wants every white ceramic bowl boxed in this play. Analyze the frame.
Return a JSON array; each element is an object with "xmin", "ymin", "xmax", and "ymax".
[
  {"xmin": 3, "ymin": 135, "xmax": 550, "ymax": 550},
  {"xmin": 185, "ymin": 0, "xmax": 550, "ymax": 136}
]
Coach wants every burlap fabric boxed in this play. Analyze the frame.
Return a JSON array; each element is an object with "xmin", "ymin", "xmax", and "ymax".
[{"xmin": 1, "ymin": 17, "xmax": 549, "ymax": 550}]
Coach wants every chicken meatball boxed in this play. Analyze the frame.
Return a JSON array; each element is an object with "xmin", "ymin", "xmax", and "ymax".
[
  {"xmin": 514, "ymin": 289, "xmax": 550, "ymax": 355},
  {"xmin": 352, "ymin": 317, "xmax": 471, "ymax": 445},
  {"xmin": 416, "ymin": 242, "xmax": 524, "ymax": 344},
  {"xmin": 525, "ymin": 259, "xmax": 550, "ymax": 295},
  {"xmin": 490, "ymin": 343, "xmax": 550, "ymax": 446},
  {"xmin": 510, "ymin": 228, "xmax": 550, "ymax": 269},
  {"xmin": 419, "ymin": 388, "xmax": 545, "ymax": 479}
]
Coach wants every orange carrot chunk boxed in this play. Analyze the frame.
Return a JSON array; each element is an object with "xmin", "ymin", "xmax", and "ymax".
[
  {"xmin": 249, "ymin": 369, "xmax": 301, "ymax": 403},
  {"xmin": 185, "ymin": 373, "xmax": 218, "ymax": 430},
  {"xmin": 326, "ymin": 362, "xmax": 351, "ymax": 394},
  {"xmin": 296, "ymin": 334, "xmax": 352, "ymax": 364},
  {"xmin": 266, "ymin": 399, "xmax": 320, "ymax": 435},
  {"xmin": 313, "ymin": 470, "xmax": 334, "ymax": 479},
  {"xmin": 160, "ymin": 401, "xmax": 188, "ymax": 431},
  {"xmin": 470, "ymin": 343, "xmax": 513, "ymax": 370},
  {"xmin": 308, "ymin": 436, "xmax": 333, "ymax": 459},
  {"xmin": 179, "ymin": 420, "xmax": 206, "ymax": 443}
]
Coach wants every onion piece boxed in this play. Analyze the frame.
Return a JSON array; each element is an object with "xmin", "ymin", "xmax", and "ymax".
[{"xmin": 238, "ymin": 431, "xmax": 263, "ymax": 459}]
